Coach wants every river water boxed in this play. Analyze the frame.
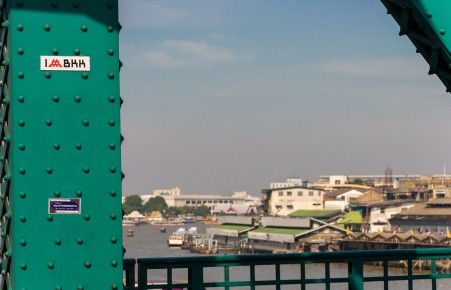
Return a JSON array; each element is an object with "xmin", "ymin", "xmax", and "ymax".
[{"xmin": 123, "ymin": 223, "xmax": 451, "ymax": 289}]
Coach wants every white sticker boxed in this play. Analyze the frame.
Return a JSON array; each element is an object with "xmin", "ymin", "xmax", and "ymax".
[{"xmin": 40, "ymin": 56, "xmax": 90, "ymax": 71}]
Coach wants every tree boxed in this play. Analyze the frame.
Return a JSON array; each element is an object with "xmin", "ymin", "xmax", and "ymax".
[
  {"xmin": 143, "ymin": 196, "xmax": 168, "ymax": 214},
  {"xmin": 122, "ymin": 195, "xmax": 144, "ymax": 214},
  {"xmin": 192, "ymin": 205, "xmax": 211, "ymax": 217}
]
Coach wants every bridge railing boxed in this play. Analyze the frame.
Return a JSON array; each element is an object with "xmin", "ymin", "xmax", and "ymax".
[{"xmin": 124, "ymin": 248, "xmax": 451, "ymax": 290}]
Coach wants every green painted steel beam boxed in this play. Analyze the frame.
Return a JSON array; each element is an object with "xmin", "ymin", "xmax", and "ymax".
[
  {"xmin": 0, "ymin": 0, "xmax": 123, "ymax": 289},
  {"xmin": 381, "ymin": 0, "xmax": 451, "ymax": 93}
]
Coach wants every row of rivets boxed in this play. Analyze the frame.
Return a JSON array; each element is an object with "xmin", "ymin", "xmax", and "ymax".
[
  {"xmin": 17, "ymin": 95, "xmax": 118, "ymax": 103},
  {"xmin": 19, "ymin": 260, "xmax": 118, "ymax": 270},
  {"xmin": 18, "ymin": 190, "xmax": 116, "ymax": 199},
  {"xmin": 19, "ymin": 142, "xmax": 117, "ymax": 151},
  {"xmin": 17, "ymin": 166, "xmax": 118, "ymax": 174},
  {"xmin": 16, "ymin": 47, "xmax": 115, "ymax": 55},
  {"xmin": 17, "ymin": 119, "xmax": 117, "ymax": 126},
  {"xmin": 17, "ymin": 72, "xmax": 117, "ymax": 79}
]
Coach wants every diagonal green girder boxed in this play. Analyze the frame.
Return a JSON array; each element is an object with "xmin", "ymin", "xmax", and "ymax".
[{"xmin": 381, "ymin": 0, "xmax": 451, "ymax": 92}]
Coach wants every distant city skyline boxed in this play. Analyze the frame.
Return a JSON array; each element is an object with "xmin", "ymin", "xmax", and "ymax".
[{"xmin": 119, "ymin": 1, "xmax": 451, "ymax": 196}]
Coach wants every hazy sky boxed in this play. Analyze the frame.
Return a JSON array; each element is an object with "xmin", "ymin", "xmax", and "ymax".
[{"xmin": 118, "ymin": 1, "xmax": 451, "ymax": 196}]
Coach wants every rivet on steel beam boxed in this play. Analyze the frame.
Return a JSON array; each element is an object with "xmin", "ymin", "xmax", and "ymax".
[
  {"xmin": 108, "ymin": 72, "xmax": 115, "ymax": 79},
  {"xmin": 48, "ymin": 215, "xmax": 54, "ymax": 222},
  {"xmin": 52, "ymin": 48, "xmax": 58, "ymax": 55},
  {"xmin": 81, "ymin": 72, "xmax": 88, "ymax": 79},
  {"xmin": 53, "ymin": 143, "xmax": 60, "ymax": 150},
  {"xmin": 55, "ymin": 286, "xmax": 62, "ymax": 290},
  {"xmin": 427, "ymin": 12, "xmax": 432, "ymax": 18},
  {"xmin": 107, "ymin": 49, "xmax": 114, "ymax": 56},
  {"xmin": 17, "ymin": 24, "xmax": 23, "ymax": 31},
  {"xmin": 47, "ymin": 167, "xmax": 53, "ymax": 174},
  {"xmin": 75, "ymin": 143, "xmax": 82, "ymax": 150},
  {"xmin": 107, "ymin": 25, "xmax": 114, "ymax": 33},
  {"xmin": 110, "ymin": 190, "xmax": 117, "ymax": 197},
  {"xmin": 108, "ymin": 96, "xmax": 115, "ymax": 103},
  {"xmin": 84, "ymin": 261, "xmax": 91, "ymax": 268},
  {"xmin": 77, "ymin": 238, "xmax": 83, "ymax": 245},
  {"xmin": 45, "ymin": 72, "xmax": 52, "ymax": 79},
  {"xmin": 111, "ymin": 284, "xmax": 118, "ymax": 290},
  {"xmin": 54, "ymin": 190, "xmax": 60, "ymax": 197},
  {"xmin": 77, "ymin": 286, "xmax": 84, "ymax": 290},
  {"xmin": 82, "ymin": 119, "xmax": 89, "ymax": 126},
  {"xmin": 17, "ymin": 48, "xmax": 24, "ymax": 55},
  {"xmin": 74, "ymin": 49, "xmax": 81, "ymax": 56},
  {"xmin": 108, "ymin": 119, "xmax": 116, "ymax": 126},
  {"xmin": 84, "ymin": 214, "xmax": 90, "ymax": 220},
  {"xmin": 19, "ymin": 144, "xmax": 25, "ymax": 150},
  {"xmin": 81, "ymin": 25, "xmax": 88, "ymax": 32},
  {"xmin": 73, "ymin": 2, "xmax": 80, "ymax": 8},
  {"xmin": 48, "ymin": 262, "xmax": 54, "ymax": 269},
  {"xmin": 440, "ymin": 29, "xmax": 446, "ymax": 36},
  {"xmin": 54, "ymin": 238, "xmax": 61, "ymax": 245},
  {"xmin": 20, "ymin": 263, "xmax": 27, "ymax": 270},
  {"xmin": 74, "ymin": 95, "xmax": 81, "ymax": 102},
  {"xmin": 111, "ymin": 236, "xmax": 117, "ymax": 244},
  {"xmin": 44, "ymin": 24, "xmax": 50, "ymax": 31},
  {"xmin": 110, "ymin": 213, "xmax": 117, "ymax": 220},
  {"xmin": 19, "ymin": 192, "xmax": 26, "ymax": 198},
  {"xmin": 75, "ymin": 190, "xmax": 82, "ymax": 197},
  {"xmin": 52, "ymin": 95, "xmax": 59, "ymax": 102},
  {"xmin": 19, "ymin": 167, "xmax": 26, "ymax": 174},
  {"xmin": 111, "ymin": 260, "xmax": 117, "ymax": 267},
  {"xmin": 18, "ymin": 72, "xmax": 24, "ymax": 79},
  {"xmin": 18, "ymin": 119, "xmax": 25, "ymax": 126},
  {"xmin": 45, "ymin": 119, "xmax": 53, "ymax": 126},
  {"xmin": 20, "ymin": 239, "xmax": 26, "ymax": 246},
  {"xmin": 109, "ymin": 143, "xmax": 116, "ymax": 150},
  {"xmin": 83, "ymin": 166, "xmax": 90, "ymax": 173},
  {"xmin": 20, "ymin": 215, "xmax": 26, "ymax": 222},
  {"xmin": 18, "ymin": 95, "xmax": 25, "ymax": 102},
  {"xmin": 110, "ymin": 166, "xmax": 116, "ymax": 173}
]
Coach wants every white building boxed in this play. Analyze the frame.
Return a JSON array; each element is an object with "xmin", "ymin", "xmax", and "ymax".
[
  {"xmin": 270, "ymin": 178, "xmax": 302, "ymax": 189},
  {"xmin": 262, "ymin": 186, "xmax": 325, "ymax": 216},
  {"xmin": 123, "ymin": 187, "xmax": 260, "ymax": 212}
]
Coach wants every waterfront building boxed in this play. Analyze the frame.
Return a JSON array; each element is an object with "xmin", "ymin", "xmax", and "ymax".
[
  {"xmin": 323, "ymin": 188, "xmax": 367, "ymax": 210},
  {"xmin": 125, "ymin": 187, "xmax": 260, "ymax": 212},
  {"xmin": 212, "ymin": 204, "xmax": 258, "ymax": 216},
  {"xmin": 389, "ymin": 198, "xmax": 451, "ymax": 233},
  {"xmin": 247, "ymin": 216, "xmax": 345, "ymax": 252},
  {"xmin": 261, "ymin": 186, "xmax": 326, "ymax": 216},
  {"xmin": 206, "ymin": 216, "xmax": 256, "ymax": 246}
]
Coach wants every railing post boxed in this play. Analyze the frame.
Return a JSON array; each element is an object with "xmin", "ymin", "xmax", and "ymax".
[
  {"xmin": 137, "ymin": 260, "xmax": 148, "ymax": 290},
  {"xmin": 348, "ymin": 260, "xmax": 364, "ymax": 290},
  {"xmin": 188, "ymin": 265, "xmax": 204, "ymax": 290}
]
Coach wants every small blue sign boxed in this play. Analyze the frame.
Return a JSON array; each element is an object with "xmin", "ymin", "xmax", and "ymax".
[{"xmin": 49, "ymin": 198, "xmax": 81, "ymax": 214}]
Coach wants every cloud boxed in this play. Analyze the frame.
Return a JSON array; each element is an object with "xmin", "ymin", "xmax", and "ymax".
[
  {"xmin": 321, "ymin": 57, "xmax": 427, "ymax": 79},
  {"xmin": 139, "ymin": 40, "xmax": 239, "ymax": 69}
]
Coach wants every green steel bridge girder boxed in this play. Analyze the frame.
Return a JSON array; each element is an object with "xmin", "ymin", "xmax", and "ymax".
[
  {"xmin": 0, "ymin": 1, "xmax": 123, "ymax": 289},
  {"xmin": 381, "ymin": 0, "xmax": 451, "ymax": 92}
]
